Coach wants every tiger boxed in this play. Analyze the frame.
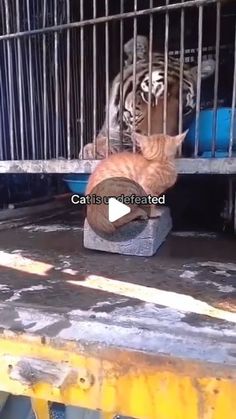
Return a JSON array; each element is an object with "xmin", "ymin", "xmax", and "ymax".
[{"xmin": 81, "ymin": 35, "xmax": 215, "ymax": 159}]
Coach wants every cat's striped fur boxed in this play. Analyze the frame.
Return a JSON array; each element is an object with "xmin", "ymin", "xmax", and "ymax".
[{"xmin": 86, "ymin": 131, "xmax": 187, "ymax": 235}]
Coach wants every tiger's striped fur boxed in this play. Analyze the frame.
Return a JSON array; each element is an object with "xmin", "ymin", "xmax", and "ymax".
[{"xmin": 81, "ymin": 36, "xmax": 215, "ymax": 159}]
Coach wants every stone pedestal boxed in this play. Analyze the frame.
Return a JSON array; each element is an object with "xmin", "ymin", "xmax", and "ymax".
[{"xmin": 83, "ymin": 207, "xmax": 172, "ymax": 257}]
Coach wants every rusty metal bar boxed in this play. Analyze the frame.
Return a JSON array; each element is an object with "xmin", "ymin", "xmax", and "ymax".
[
  {"xmin": 194, "ymin": 5, "xmax": 203, "ymax": 157},
  {"xmin": 66, "ymin": 0, "xmax": 71, "ymax": 160},
  {"xmin": 92, "ymin": 1, "xmax": 97, "ymax": 150},
  {"xmin": 79, "ymin": 0, "xmax": 84, "ymax": 159},
  {"xmin": 148, "ymin": 0, "xmax": 153, "ymax": 136},
  {"xmin": 132, "ymin": 0, "xmax": 138, "ymax": 153},
  {"xmin": 0, "ymin": 0, "xmax": 218, "ymax": 42},
  {"xmin": 229, "ymin": 23, "xmax": 236, "ymax": 158},
  {"xmin": 212, "ymin": 1, "xmax": 221, "ymax": 157},
  {"xmin": 119, "ymin": 0, "xmax": 124, "ymax": 147},
  {"xmin": 163, "ymin": 0, "xmax": 169, "ymax": 135},
  {"xmin": 105, "ymin": 0, "xmax": 109, "ymax": 157}
]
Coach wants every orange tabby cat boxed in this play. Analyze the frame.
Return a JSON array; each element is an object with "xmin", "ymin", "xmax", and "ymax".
[{"xmin": 86, "ymin": 131, "xmax": 187, "ymax": 235}]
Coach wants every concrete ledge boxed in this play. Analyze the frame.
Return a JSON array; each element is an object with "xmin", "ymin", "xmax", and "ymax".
[{"xmin": 83, "ymin": 207, "xmax": 172, "ymax": 256}]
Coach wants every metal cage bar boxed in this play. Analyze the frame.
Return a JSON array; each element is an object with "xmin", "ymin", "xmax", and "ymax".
[
  {"xmin": 0, "ymin": 0, "xmax": 220, "ymax": 42},
  {"xmin": 163, "ymin": 0, "xmax": 169, "ymax": 135},
  {"xmin": 16, "ymin": 0, "xmax": 24, "ymax": 160},
  {"xmin": 105, "ymin": 0, "xmax": 109, "ymax": 157},
  {"xmin": 4, "ymin": 0, "xmax": 14, "ymax": 160},
  {"xmin": 92, "ymin": 0, "xmax": 97, "ymax": 158},
  {"xmin": 119, "ymin": 0, "xmax": 124, "ymax": 147},
  {"xmin": 147, "ymin": 0, "xmax": 153, "ymax": 137},
  {"xmin": 211, "ymin": 1, "xmax": 221, "ymax": 157},
  {"xmin": 229, "ymin": 22, "xmax": 236, "ymax": 158},
  {"xmin": 54, "ymin": 0, "xmax": 59, "ymax": 159},
  {"xmin": 26, "ymin": 0, "xmax": 36, "ymax": 160},
  {"xmin": 0, "ymin": 0, "xmax": 233, "ymax": 174},
  {"xmin": 178, "ymin": 0, "xmax": 185, "ymax": 142},
  {"xmin": 42, "ymin": 0, "xmax": 47, "ymax": 160},
  {"xmin": 66, "ymin": 0, "xmax": 71, "ymax": 160},
  {"xmin": 132, "ymin": 0, "xmax": 138, "ymax": 153},
  {"xmin": 79, "ymin": 0, "xmax": 84, "ymax": 159},
  {"xmin": 194, "ymin": 5, "xmax": 203, "ymax": 158}
]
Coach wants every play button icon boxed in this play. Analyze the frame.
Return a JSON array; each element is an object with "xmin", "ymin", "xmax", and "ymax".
[
  {"xmin": 85, "ymin": 177, "xmax": 151, "ymax": 241},
  {"xmin": 108, "ymin": 198, "xmax": 131, "ymax": 223}
]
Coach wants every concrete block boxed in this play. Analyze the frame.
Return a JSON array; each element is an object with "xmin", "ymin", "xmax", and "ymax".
[{"xmin": 83, "ymin": 207, "xmax": 172, "ymax": 257}]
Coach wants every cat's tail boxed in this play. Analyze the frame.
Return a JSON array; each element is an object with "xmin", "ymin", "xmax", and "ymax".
[
  {"xmin": 86, "ymin": 203, "xmax": 116, "ymax": 235},
  {"xmin": 86, "ymin": 178, "xmax": 148, "ymax": 235},
  {"xmin": 87, "ymin": 202, "xmax": 148, "ymax": 235}
]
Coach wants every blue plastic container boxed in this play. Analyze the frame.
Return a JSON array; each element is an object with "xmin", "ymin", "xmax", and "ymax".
[
  {"xmin": 63, "ymin": 174, "xmax": 90, "ymax": 195},
  {"xmin": 186, "ymin": 108, "xmax": 236, "ymax": 156}
]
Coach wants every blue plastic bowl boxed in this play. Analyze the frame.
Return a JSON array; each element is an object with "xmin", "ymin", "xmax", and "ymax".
[
  {"xmin": 186, "ymin": 108, "xmax": 236, "ymax": 156},
  {"xmin": 63, "ymin": 174, "xmax": 90, "ymax": 195}
]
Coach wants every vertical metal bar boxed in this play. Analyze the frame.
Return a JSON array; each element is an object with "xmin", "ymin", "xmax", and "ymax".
[
  {"xmin": 212, "ymin": 1, "xmax": 221, "ymax": 157},
  {"xmin": 0, "ymin": 8, "xmax": 5, "ymax": 160},
  {"xmin": 132, "ymin": 0, "xmax": 138, "ymax": 153},
  {"xmin": 54, "ymin": 0, "xmax": 59, "ymax": 158},
  {"xmin": 26, "ymin": 0, "xmax": 36, "ymax": 159},
  {"xmin": 43, "ymin": 0, "xmax": 47, "ymax": 159},
  {"xmin": 66, "ymin": 0, "xmax": 71, "ymax": 159},
  {"xmin": 178, "ymin": 0, "xmax": 185, "ymax": 156},
  {"xmin": 178, "ymin": 0, "xmax": 185, "ymax": 135},
  {"xmin": 105, "ymin": 0, "xmax": 109, "ymax": 157},
  {"xmin": 229, "ymin": 22, "xmax": 236, "ymax": 158},
  {"xmin": 11, "ymin": 2, "xmax": 19, "ymax": 160},
  {"xmin": 119, "ymin": 0, "xmax": 124, "ymax": 147},
  {"xmin": 93, "ymin": 0, "xmax": 97, "ymax": 158},
  {"xmin": 73, "ymin": 30, "xmax": 80, "ymax": 151},
  {"xmin": 4, "ymin": 0, "xmax": 14, "ymax": 160},
  {"xmin": 163, "ymin": 0, "xmax": 169, "ymax": 135},
  {"xmin": 80, "ymin": 0, "xmax": 84, "ymax": 159},
  {"xmin": 1, "ymin": 8, "xmax": 9, "ymax": 160},
  {"xmin": 33, "ymin": 0, "xmax": 43, "ymax": 159},
  {"xmin": 47, "ymin": 31, "xmax": 55, "ymax": 160},
  {"xmin": 148, "ymin": 0, "xmax": 153, "ymax": 136},
  {"xmin": 16, "ymin": 0, "xmax": 24, "ymax": 160},
  {"xmin": 194, "ymin": 5, "xmax": 203, "ymax": 158},
  {"xmin": 0, "ymin": 68, "xmax": 5, "ymax": 159}
]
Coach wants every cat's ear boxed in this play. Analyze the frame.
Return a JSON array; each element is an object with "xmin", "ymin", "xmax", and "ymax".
[
  {"xmin": 173, "ymin": 130, "xmax": 188, "ymax": 147},
  {"xmin": 131, "ymin": 132, "xmax": 148, "ymax": 147}
]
